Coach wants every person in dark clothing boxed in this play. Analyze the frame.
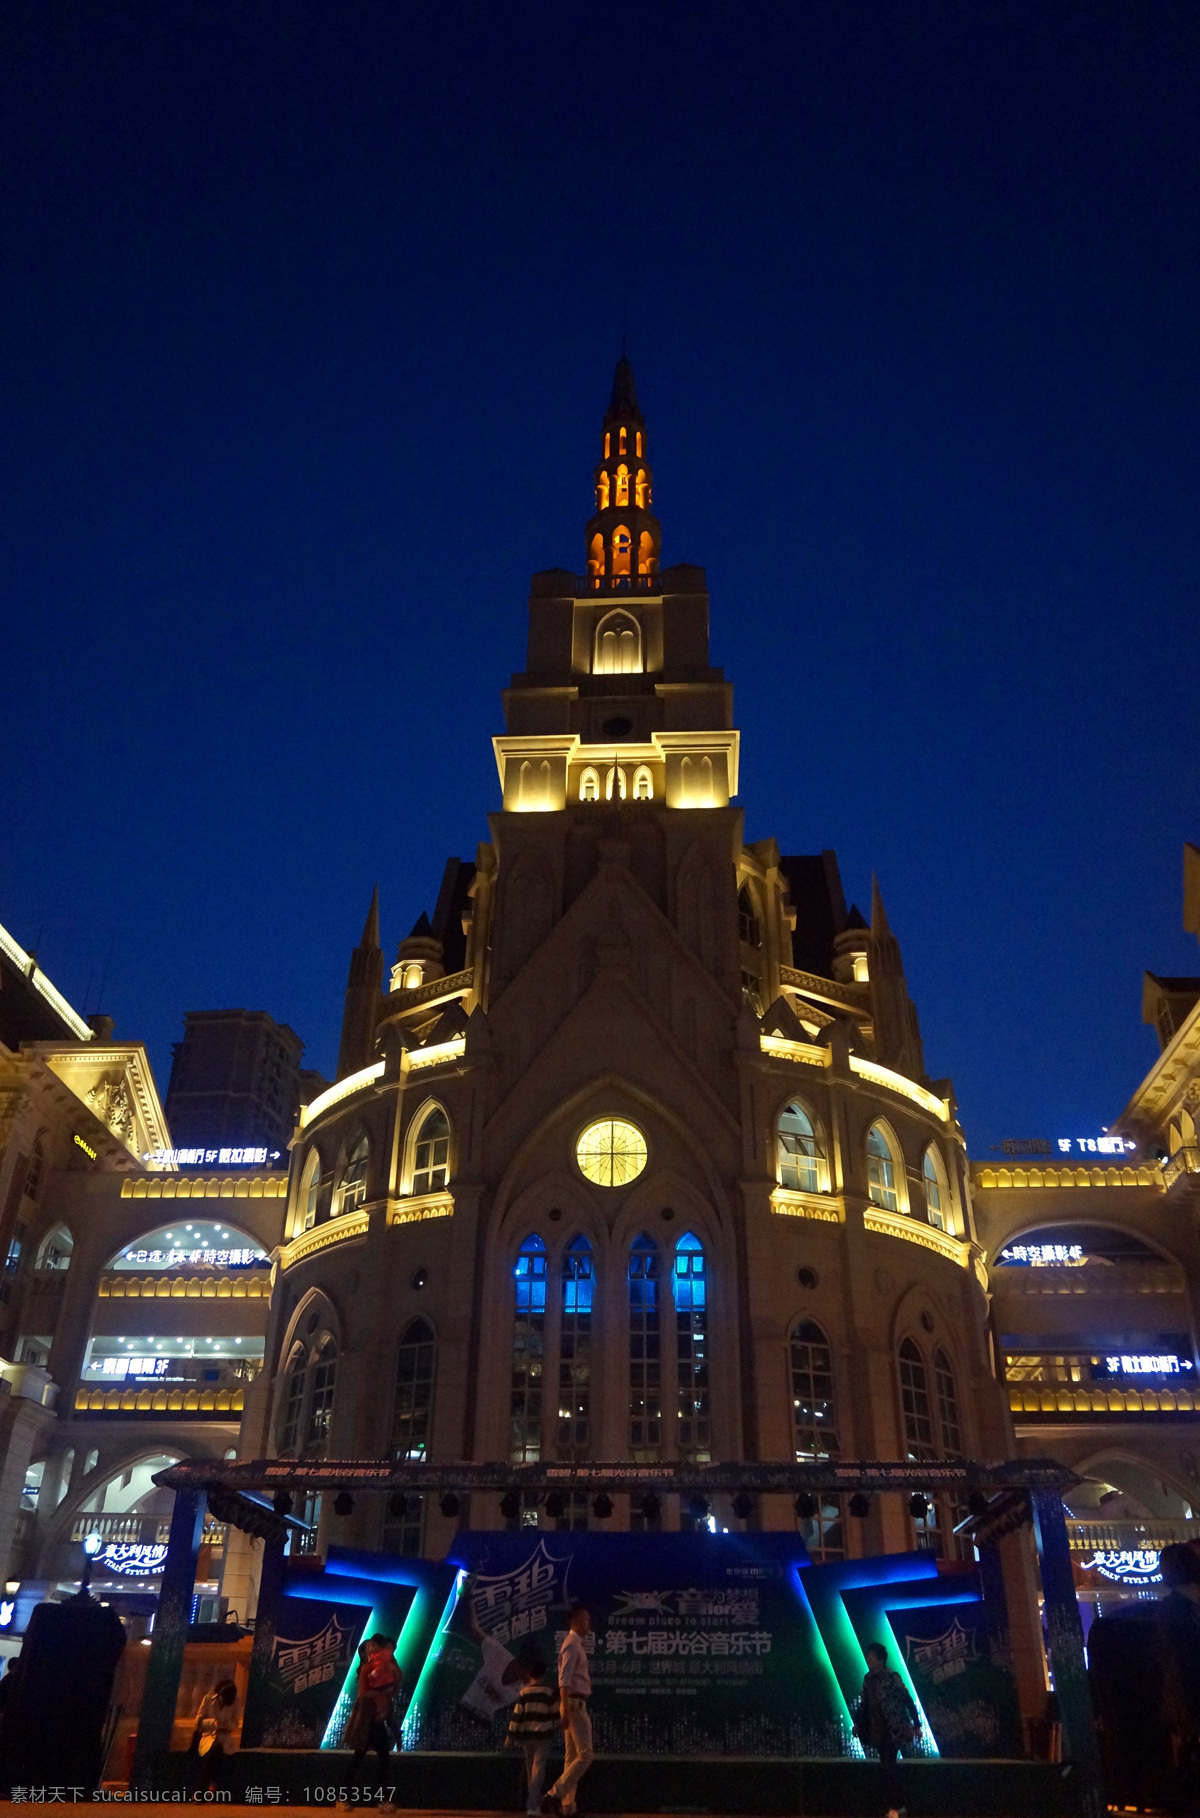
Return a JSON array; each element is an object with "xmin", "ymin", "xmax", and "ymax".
[{"xmin": 853, "ymin": 1641, "xmax": 919, "ymax": 1818}]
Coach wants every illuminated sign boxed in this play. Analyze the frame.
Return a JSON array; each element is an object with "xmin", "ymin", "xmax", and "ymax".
[
  {"xmin": 998, "ymin": 1242, "xmax": 1084, "ymax": 1267},
  {"xmin": 88, "ymin": 1356, "xmax": 171, "ymax": 1379},
  {"xmin": 143, "ymin": 1146, "xmax": 282, "ymax": 1168},
  {"xmin": 73, "ymin": 1134, "xmax": 97, "ymax": 1160},
  {"xmin": 0, "ymin": 1601, "xmax": 14, "ymax": 1628},
  {"xmin": 998, "ymin": 1139, "xmax": 1052, "ymax": 1157},
  {"xmin": 1083, "ymin": 1549, "xmax": 1161, "ymax": 1584},
  {"xmin": 120, "ymin": 1246, "xmax": 265, "ymax": 1268},
  {"xmin": 1097, "ymin": 1353, "xmax": 1193, "ymax": 1378},
  {"xmin": 1056, "ymin": 1136, "xmax": 1136, "ymax": 1156},
  {"xmin": 98, "ymin": 1542, "xmax": 167, "ymax": 1577}
]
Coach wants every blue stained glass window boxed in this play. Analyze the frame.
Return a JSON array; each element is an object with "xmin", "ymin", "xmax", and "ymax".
[{"xmin": 514, "ymin": 1233, "xmax": 547, "ymax": 1314}]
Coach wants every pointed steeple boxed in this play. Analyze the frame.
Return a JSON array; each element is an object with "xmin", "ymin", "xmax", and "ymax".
[
  {"xmin": 336, "ymin": 889, "xmax": 384, "ymax": 1079},
  {"xmin": 584, "ymin": 352, "xmax": 662, "ymax": 591},
  {"xmin": 361, "ymin": 882, "xmax": 380, "ymax": 950},
  {"xmin": 870, "ymin": 875, "xmax": 890, "ymax": 939},
  {"xmin": 866, "ymin": 876, "xmax": 925, "ymax": 1081}
]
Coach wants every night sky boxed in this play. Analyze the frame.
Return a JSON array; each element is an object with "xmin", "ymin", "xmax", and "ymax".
[{"xmin": 3, "ymin": 3, "xmax": 1198, "ymax": 1153}]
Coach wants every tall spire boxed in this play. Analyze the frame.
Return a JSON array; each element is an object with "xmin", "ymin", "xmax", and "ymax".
[
  {"xmin": 584, "ymin": 352, "xmax": 661, "ymax": 590},
  {"xmin": 361, "ymin": 882, "xmax": 380, "ymax": 949},
  {"xmin": 336, "ymin": 888, "xmax": 384, "ymax": 1079},
  {"xmin": 866, "ymin": 877, "xmax": 926, "ymax": 1082}
]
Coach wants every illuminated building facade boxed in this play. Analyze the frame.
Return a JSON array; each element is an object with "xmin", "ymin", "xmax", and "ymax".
[
  {"xmin": 0, "ymin": 922, "xmax": 290, "ymax": 1616},
  {"xmin": 252, "ymin": 360, "xmax": 1017, "ymax": 1589},
  {"xmin": 972, "ymin": 846, "xmax": 1200, "ymax": 1606}
]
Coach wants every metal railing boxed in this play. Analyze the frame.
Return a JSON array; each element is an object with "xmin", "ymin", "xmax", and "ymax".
[
  {"xmin": 1162, "ymin": 1145, "xmax": 1200, "ymax": 1190},
  {"xmin": 1067, "ymin": 1518, "xmax": 1200, "ymax": 1552},
  {"xmin": 575, "ymin": 573, "xmax": 661, "ymax": 595},
  {"xmin": 69, "ymin": 1514, "xmax": 226, "ymax": 1546}
]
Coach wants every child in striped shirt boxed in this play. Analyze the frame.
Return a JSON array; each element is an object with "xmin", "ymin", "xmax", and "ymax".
[{"xmin": 505, "ymin": 1653, "xmax": 558, "ymax": 1816}]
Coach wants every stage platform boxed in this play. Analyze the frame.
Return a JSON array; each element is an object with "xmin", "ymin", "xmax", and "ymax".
[{"xmin": 144, "ymin": 1749, "xmax": 1084, "ymax": 1816}]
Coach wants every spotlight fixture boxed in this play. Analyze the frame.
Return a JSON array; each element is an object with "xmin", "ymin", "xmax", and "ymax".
[
  {"xmin": 387, "ymin": 1493, "xmax": 409, "ymax": 1519},
  {"xmin": 848, "ymin": 1492, "xmax": 871, "ymax": 1519},
  {"xmin": 794, "ymin": 1493, "xmax": 817, "ymax": 1520},
  {"xmin": 967, "ymin": 1490, "xmax": 989, "ymax": 1519},
  {"xmin": 687, "ymin": 1495, "xmax": 709, "ymax": 1521},
  {"xmin": 500, "ymin": 1491, "xmax": 521, "ymax": 1521},
  {"xmin": 272, "ymin": 1490, "xmax": 294, "ymax": 1517},
  {"xmin": 411, "ymin": 1268, "xmax": 429, "ymax": 1290},
  {"xmin": 640, "ymin": 1493, "xmax": 661, "ymax": 1520},
  {"xmin": 333, "ymin": 1492, "xmax": 354, "ymax": 1517},
  {"xmin": 544, "ymin": 1491, "xmax": 567, "ymax": 1519},
  {"xmin": 908, "ymin": 1493, "xmax": 929, "ymax": 1519},
  {"xmin": 440, "ymin": 1492, "xmax": 461, "ymax": 1519},
  {"xmin": 592, "ymin": 1494, "xmax": 613, "ymax": 1520},
  {"xmin": 732, "ymin": 1493, "xmax": 754, "ymax": 1521}
]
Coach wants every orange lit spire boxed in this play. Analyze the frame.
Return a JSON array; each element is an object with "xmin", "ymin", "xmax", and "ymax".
[{"xmin": 584, "ymin": 353, "xmax": 662, "ymax": 589}]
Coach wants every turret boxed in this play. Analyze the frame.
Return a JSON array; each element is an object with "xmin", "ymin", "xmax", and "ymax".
[
  {"xmin": 584, "ymin": 353, "xmax": 662, "ymax": 590},
  {"xmin": 392, "ymin": 912, "xmax": 445, "ymax": 993},
  {"xmin": 336, "ymin": 886, "xmax": 383, "ymax": 1079}
]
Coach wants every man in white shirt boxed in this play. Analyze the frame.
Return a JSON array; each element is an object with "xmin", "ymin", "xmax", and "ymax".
[{"xmin": 543, "ymin": 1605, "xmax": 594, "ymax": 1816}]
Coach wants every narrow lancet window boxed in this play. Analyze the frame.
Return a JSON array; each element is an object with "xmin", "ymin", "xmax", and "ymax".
[
  {"xmin": 628, "ymin": 1236, "xmax": 662, "ymax": 1459},
  {"xmin": 674, "ymin": 1232, "xmax": 710, "ymax": 1462},
  {"xmin": 558, "ymin": 1236, "xmax": 593, "ymax": 1460},
  {"xmin": 511, "ymin": 1235, "xmax": 547, "ymax": 1463}
]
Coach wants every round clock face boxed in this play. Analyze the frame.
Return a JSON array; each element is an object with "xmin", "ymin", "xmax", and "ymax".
[{"xmin": 576, "ymin": 1118, "xmax": 648, "ymax": 1187}]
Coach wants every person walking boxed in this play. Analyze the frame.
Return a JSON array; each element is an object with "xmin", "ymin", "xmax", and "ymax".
[
  {"xmin": 505, "ymin": 1652, "xmax": 558, "ymax": 1815},
  {"xmin": 542, "ymin": 1605, "xmax": 594, "ymax": 1818},
  {"xmin": 853, "ymin": 1641, "xmax": 918, "ymax": 1818},
  {"xmin": 191, "ymin": 1678, "xmax": 239, "ymax": 1791}
]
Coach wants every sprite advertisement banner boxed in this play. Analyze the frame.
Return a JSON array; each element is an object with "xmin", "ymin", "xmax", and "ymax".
[{"xmin": 246, "ymin": 1534, "xmax": 1020, "ymax": 1759}]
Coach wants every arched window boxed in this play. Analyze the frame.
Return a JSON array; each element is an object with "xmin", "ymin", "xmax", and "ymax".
[
  {"xmin": 737, "ymin": 887, "xmax": 761, "ymax": 947},
  {"xmin": 635, "ymin": 431, "xmax": 642, "ymax": 457},
  {"xmin": 300, "ymin": 1150, "xmax": 321, "ymax": 1233},
  {"xmin": 511, "ymin": 1236, "xmax": 546, "ymax": 1463},
  {"xmin": 790, "ymin": 1319, "xmax": 838, "ymax": 1459},
  {"xmin": 580, "ymin": 767, "xmax": 600, "ymax": 802},
  {"xmin": 778, "ymin": 1103, "xmax": 822, "ymax": 1194},
  {"xmin": 629, "ymin": 1236, "xmax": 661, "ymax": 1460},
  {"xmin": 615, "ymin": 463, "xmax": 630, "ymax": 507},
  {"xmin": 923, "ymin": 1147, "xmax": 948, "ymax": 1230},
  {"xmin": 637, "ymin": 529, "xmax": 656, "ymax": 575},
  {"xmin": 305, "ymin": 1339, "xmax": 338, "ymax": 1456},
  {"xmin": 791, "ymin": 1316, "xmax": 843, "ymax": 1560},
  {"xmin": 898, "ymin": 1338, "xmax": 934, "ymax": 1459},
  {"xmin": 559, "ymin": 1237, "xmax": 593, "ymax": 1460},
  {"xmin": 337, "ymin": 1135, "xmax": 369, "ymax": 1216},
  {"xmin": 867, "ymin": 1124, "xmax": 901, "ymax": 1212},
  {"xmin": 674, "ymin": 1232, "xmax": 710, "ymax": 1463},
  {"xmin": 392, "ymin": 1319, "xmax": 435, "ymax": 1463},
  {"xmin": 632, "ymin": 766, "xmax": 653, "ymax": 801},
  {"xmin": 24, "ymin": 1142, "xmax": 44, "ymax": 1204},
  {"xmin": 588, "ymin": 532, "xmax": 604, "ymax": 579},
  {"xmin": 604, "ymin": 432, "xmax": 611, "ymax": 459},
  {"xmin": 612, "ymin": 526, "xmax": 632, "ymax": 577},
  {"xmin": 934, "ymin": 1348, "xmax": 961, "ymax": 1454},
  {"xmin": 595, "ymin": 611, "xmax": 641, "ymax": 676},
  {"xmin": 605, "ymin": 765, "xmax": 627, "ymax": 801},
  {"xmin": 35, "ymin": 1225, "xmax": 73, "ymax": 1272},
  {"xmin": 412, "ymin": 1108, "xmax": 450, "ymax": 1195},
  {"xmin": 596, "ymin": 472, "xmax": 610, "ymax": 511},
  {"xmin": 618, "ymin": 426, "xmax": 627, "ymax": 455},
  {"xmin": 280, "ymin": 1346, "xmax": 307, "ymax": 1455},
  {"xmin": 635, "ymin": 469, "xmax": 648, "ymax": 509}
]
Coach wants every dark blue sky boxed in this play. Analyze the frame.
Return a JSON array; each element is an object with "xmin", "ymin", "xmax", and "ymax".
[{"xmin": 3, "ymin": 2, "xmax": 1198, "ymax": 1152}]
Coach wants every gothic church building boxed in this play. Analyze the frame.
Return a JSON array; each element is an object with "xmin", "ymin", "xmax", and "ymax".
[{"xmin": 244, "ymin": 360, "xmax": 1012, "ymax": 1566}]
